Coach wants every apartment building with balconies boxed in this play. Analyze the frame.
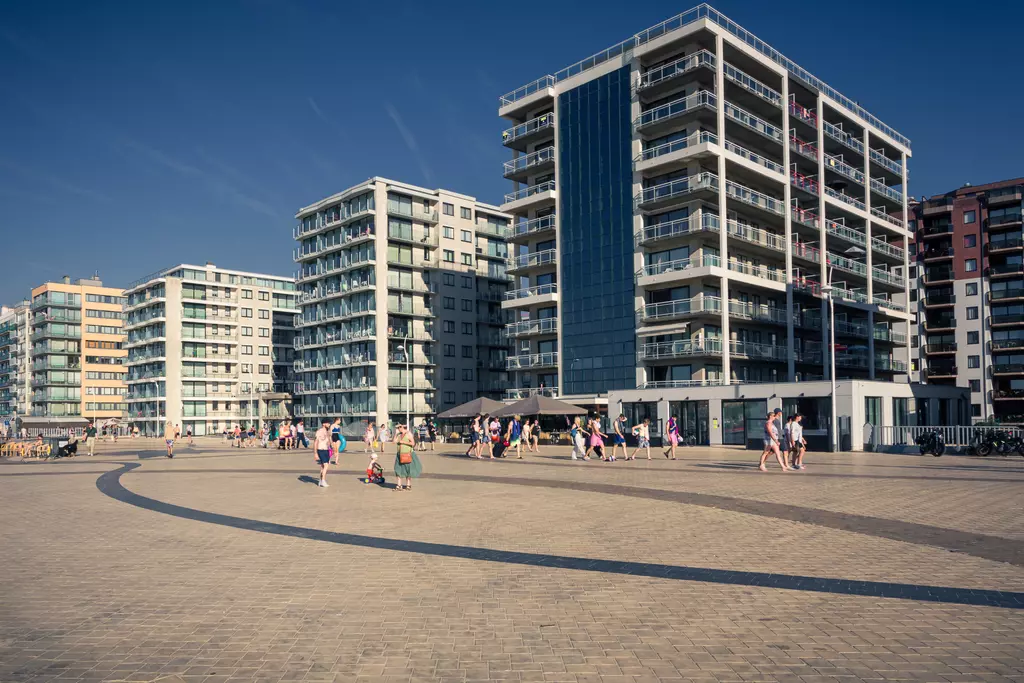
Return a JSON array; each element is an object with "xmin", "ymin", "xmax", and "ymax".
[
  {"xmin": 913, "ymin": 178, "xmax": 1024, "ymax": 423},
  {"xmin": 499, "ymin": 4, "xmax": 912, "ymax": 410},
  {"xmin": 28, "ymin": 276, "xmax": 127, "ymax": 426},
  {"xmin": 123, "ymin": 264, "xmax": 298, "ymax": 436},
  {"xmin": 0, "ymin": 302, "xmax": 31, "ymax": 424},
  {"xmin": 292, "ymin": 178, "xmax": 511, "ymax": 431}
]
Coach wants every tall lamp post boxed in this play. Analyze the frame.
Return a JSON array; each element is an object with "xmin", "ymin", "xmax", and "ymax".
[{"xmin": 822, "ymin": 246, "xmax": 868, "ymax": 453}]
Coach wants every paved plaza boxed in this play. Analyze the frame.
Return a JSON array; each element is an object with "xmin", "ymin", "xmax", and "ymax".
[{"xmin": 1, "ymin": 439, "xmax": 1022, "ymax": 683}]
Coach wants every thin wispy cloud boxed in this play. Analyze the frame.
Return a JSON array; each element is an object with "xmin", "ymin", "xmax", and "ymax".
[
  {"xmin": 118, "ymin": 138, "xmax": 280, "ymax": 219},
  {"xmin": 0, "ymin": 158, "xmax": 113, "ymax": 204},
  {"xmin": 307, "ymin": 97, "xmax": 348, "ymax": 141},
  {"xmin": 384, "ymin": 103, "xmax": 434, "ymax": 185}
]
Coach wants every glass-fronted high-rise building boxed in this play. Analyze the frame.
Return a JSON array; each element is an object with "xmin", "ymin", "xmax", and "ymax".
[
  {"xmin": 500, "ymin": 4, "xmax": 912, "ymax": 404},
  {"xmin": 292, "ymin": 177, "xmax": 511, "ymax": 432},
  {"xmin": 0, "ymin": 302, "xmax": 31, "ymax": 424}
]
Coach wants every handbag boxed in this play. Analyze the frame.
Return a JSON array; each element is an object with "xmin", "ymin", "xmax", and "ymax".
[
  {"xmin": 372, "ymin": 440, "xmax": 379, "ymax": 449},
  {"xmin": 398, "ymin": 444, "xmax": 413, "ymax": 465}
]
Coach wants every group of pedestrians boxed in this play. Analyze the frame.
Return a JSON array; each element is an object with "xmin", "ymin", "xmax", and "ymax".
[
  {"xmin": 759, "ymin": 409, "xmax": 807, "ymax": 472},
  {"xmin": 569, "ymin": 415, "xmax": 656, "ymax": 462},
  {"xmin": 313, "ymin": 419, "xmax": 422, "ymax": 490},
  {"xmin": 463, "ymin": 413, "xmax": 543, "ymax": 459}
]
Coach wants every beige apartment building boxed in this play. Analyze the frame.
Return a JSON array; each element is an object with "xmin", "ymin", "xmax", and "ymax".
[{"xmin": 28, "ymin": 276, "xmax": 127, "ymax": 426}]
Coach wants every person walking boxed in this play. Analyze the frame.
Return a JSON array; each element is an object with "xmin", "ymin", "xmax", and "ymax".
[
  {"xmin": 84, "ymin": 421, "xmax": 97, "ymax": 456},
  {"xmin": 782, "ymin": 415, "xmax": 795, "ymax": 466},
  {"xmin": 392, "ymin": 423, "xmax": 422, "ymax": 492},
  {"xmin": 610, "ymin": 414, "xmax": 628, "ymax": 461},
  {"xmin": 759, "ymin": 409, "xmax": 789, "ymax": 472},
  {"xmin": 585, "ymin": 416, "xmax": 609, "ymax": 461},
  {"xmin": 791, "ymin": 414, "xmax": 807, "ymax": 470},
  {"xmin": 488, "ymin": 415, "xmax": 501, "ymax": 458},
  {"xmin": 505, "ymin": 414, "xmax": 523, "ymax": 459},
  {"xmin": 426, "ymin": 417, "xmax": 437, "ymax": 451},
  {"xmin": 296, "ymin": 419, "xmax": 309, "ymax": 449},
  {"xmin": 629, "ymin": 418, "xmax": 652, "ymax": 460},
  {"xmin": 313, "ymin": 418, "xmax": 332, "ymax": 488},
  {"xmin": 289, "ymin": 421, "xmax": 298, "ymax": 450},
  {"xmin": 328, "ymin": 418, "xmax": 342, "ymax": 464},
  {"xmin": 663, "ymin": 415, "xmax": 679, "ymax": 460},
  {"xmin": 417, "ymin": 420, "xmax": 428, "ymax": 451},
  {"xmin": 378, "ymin": 423, "xmax": 391, "ymax": 455},
  {"xmin": 363, "ymin": 420, "xmax": 375, "ymax": 453},
  {"xmin": 164, "ymin": 419, "xmax": 176, "ymax": 458},
  {"xmin": 570, "ymin": 417, "xmax": 589, "ymax": 461}
]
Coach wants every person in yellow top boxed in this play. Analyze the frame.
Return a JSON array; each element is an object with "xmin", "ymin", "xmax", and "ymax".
[{"xmin": 164, "ymin": 420, "xmax": 176, "ymax": 458}]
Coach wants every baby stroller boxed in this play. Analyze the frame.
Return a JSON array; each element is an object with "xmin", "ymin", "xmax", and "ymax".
[
  {"xmin": 365, "ymin": 461, "xmax": 385, "ymax": 485},
  {"xmin": 56, "ymin": 439, "xmax": 78, "ymax": 458}
]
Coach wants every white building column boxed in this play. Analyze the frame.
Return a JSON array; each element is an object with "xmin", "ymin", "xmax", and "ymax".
[
  {"xmin": 781, "ymin": 78, "xmax": 795, "ymax": 382},
  {"xmin": 863, "ymin": 130, "xmax": 875, "ymax": 380},
  {"xmin": 816, "ymin": 95, "xmax": 829, "ymax": 380},
  {"xmin": 901, "ymin": 151, "xmax": 912, "ymax": 385},
  {"xmin": 715, "ymin": 33, "xmax": 730, "ymax": 385}
]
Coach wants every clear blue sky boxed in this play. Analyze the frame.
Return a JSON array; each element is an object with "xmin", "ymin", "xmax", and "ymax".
[{"xmin": 1, "ymin": 0, "xmax": 1021, "ymax": 303}]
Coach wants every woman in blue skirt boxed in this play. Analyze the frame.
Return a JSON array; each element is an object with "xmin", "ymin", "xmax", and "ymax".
[{"xmin": 393, "ymin": 424, "xmax": 422, "ymax": 491}]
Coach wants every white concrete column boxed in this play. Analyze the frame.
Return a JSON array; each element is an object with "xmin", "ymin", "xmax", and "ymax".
[
  {"xmin": 715, "ymin": 34, "xmax": 730, "ymax": 385},
  {"xmin": 781, "ymin": 78, "xmax": 795, "ymax": 382},
  {"xmin": 816, "ymin": 95, "xmax": 829, "ymax": 380},
  {"xmin": 630, "ymin": 55, "xmax": 647, "ymax": 389},
  {"xmin": 901, "ymin": 151, "xmax": 912, "ymax": 385},
  {"xmin": 863, "ymin": 130, "xmax": 875, "ymax": 380}
]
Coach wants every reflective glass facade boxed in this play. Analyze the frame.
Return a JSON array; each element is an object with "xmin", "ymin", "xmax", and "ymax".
[{"xmin": 557, "ymin": 66, "xmax": 636, "ymax": 395}]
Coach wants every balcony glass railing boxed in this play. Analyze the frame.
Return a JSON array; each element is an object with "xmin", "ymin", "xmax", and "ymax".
[
  {"xmin": 503, "ymin": 147, "xmax": 555, "ymax": 177},
  {"xmin": 635, "ymin": 90, "xmax": 716, "ymax": 130},
  {"xmin": 636, "ymin": 172, "xmax": 718, "ymax": 207},
  {"xmin": 726, "ymin": 221, "xmax": 785, "ymax": 251},
  {"xmin": 505, "ymin": 318, "xmax": 558, "ymax": 337},
  {"xmin": 987, "ymin": 263, "xmax": 1024, "ymax": 276},
  {"xmin": 730, "ymin": 340, "xmax": 788, "ymax": 361},
  {"xmin": 825, "ymin": 186, "xmax": 866, "ymax": 211},
  {"xmin": 824, "ymin": 154, "xmax": 864, "ymax": 184},
  {"xmin": 725, "ymin": 181, "xmax": 784, "ymax": 215},
  {"xmin": 989, "ymin": 212, "xmax": 1023, "ymax": 228},
  {"xmin": 872, "ymin": 267, "xmax": 905, "ymax": 288},
  {"xmin": 723, "ymin": 140, "xmax": 784, "ymax": 174},
  {"xmin": 638, "ymin": 131, "xmax": 717, "ymax": 163},
  {"xmin": 635, "ymin": 213, "xmax": 720, "ymax": 245},
  {"xmin": 790, "ymin": 171, "xmax": 819, "ymax": 196},
  {"xmin": 791, "ymin": 241, "xmax": 821, "ymax": 264},
  {"xmin": 789, "ymin": 134, "xmax": 817, "ymax": 161},
  {"xmin": 991, "ymin": 288, "xmax": 1024, "ymax": 301},
  {"xmin": 869, "ymin": 148, "xmax": 902, "ymax": 177},
  {"xmin": 791, "ymin": 206, "xmax": 820, "ymax": 229},
  {"xmin": 789, "ymin": 100, "xmax": 817, "ymax": 127},
  {"xmin": 640, "ymin": 295, "xmax": 721, "ymax": 321},
  {"xmin": 992, "ymin": 339, "xmax": 1024, "ymax": 350},
  {"xmin": 638, "ymin": 338, "xmax": 723, "ymax": 360},
  {"xmin": 872, "ymin": 296, "xmax": 905, "ymax": 312},
  {"xmin": 835, "ymin": 320, "xmax": 868, "ymax": 337},
  {"xmin": 823, "ymin": 121, "xmax": 864, "ymax": 154},
  {"xmin": 504, "ymin": 283, "xmax": 557, "ymax": 301},
  {"xmin": 506, "ymin": 352, "xmax": 558, "ymax": 370},
  {"xmin": 501, "ymin": 113, "xmax": 554, "ymax": 145},
  {"xmin": 870, "ymin": 178, "xmax": 904, "ymax": 204},
  {"xmin": 989, "ymin": 236, "xmax": 1024, "ymax": 251},
  {"xmin": 512, "ymin": 214, "xmax": 556, "ymax": 239},
  {"xmin": 637, "ymin": 254, "xmax": 721, "ymax": 278},
  {"xmin": 728, "ymin": 300, "xmax": 787, "ymax": 324},
  {"xmin": 871, "ymin": 206, "xmax": 905, "ymax": 230},
  {"xmin": 871, "ymin": 237, "xmax": 905, "ymax": 261},
  {"xmin": 504, "ymin": 181, "xmax": 556, "ymax": 205},
  {"xmin": 727, "ymin": 259, "xmax": 784, "ymax": 283},
  {"xmin": 723, "ymin": 101, "xmax": 783, "ymax": 142},
  {"xmin": 509, "ymin": 249, "xmax": 557, "ymax": 271},
  {"xmin": 722, "ymin": 62, "xmax": 781, "ymax": 106},
  {"xmin": 924, "ymin": 293, "xmax": 955, "ymax": 306},
  {"xmin": 637, "ymin": 50, "xmax": 715, "ymax": 90}
]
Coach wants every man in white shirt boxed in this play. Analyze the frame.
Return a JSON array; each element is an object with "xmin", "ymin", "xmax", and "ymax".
[{"xmin": 790, "ymin": 414, "xmax": 807, "ymax": 470}]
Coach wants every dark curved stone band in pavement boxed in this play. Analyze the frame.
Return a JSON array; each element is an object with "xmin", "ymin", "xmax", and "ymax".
[{"xmin": 97, "ymin": 463, "xmax": 1024, "ymax": 609}]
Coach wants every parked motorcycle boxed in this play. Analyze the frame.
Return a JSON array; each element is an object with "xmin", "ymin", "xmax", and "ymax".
[
  {"xmin": 915, "ymin": 429, "xmax": 945, "ymax": 457},
  {"xmin": 972, "ymin": 429, "xmax": 1014, "ymax": 457}
]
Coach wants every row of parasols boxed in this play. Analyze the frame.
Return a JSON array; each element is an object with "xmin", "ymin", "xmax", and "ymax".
[{"xmin": 436, "ymin": 394, "xmax": 588, "ymax": 419}]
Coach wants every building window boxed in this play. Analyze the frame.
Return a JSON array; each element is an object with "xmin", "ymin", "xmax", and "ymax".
[
  {"xmin": 443, "ymin": 250, "xmax": 455, "ymax": 263},
  {"xmin": 461, "ymin": 322, "xmax": 473, "ymax": 334},
  {"xmin": 909, "ymin": 266, "xmax": 917, "ymax": 279},
  {"xmin": 259, "ymin": 364, "xmax": 270, "ymax": 374},
  {"xmin": 461, "ymin": 299, "xmax": 473, "ymax": 311},
  {"xmin": 462, "ymin": 368, "xmax": 474, "ymax": 381},
  {"xmin": 461, "ymin": 230, "xmax": 472, "ymax": 243},
  {"xmin": 443, "ymin": 320, "xmax": 455, "ymax": 333},
  {"xmin": 964, "ymin": 210, "xmax": 976, "ymax": 224},
  {"xmin": 242, "ymin": 345, "xmax": 253, "ymax": 355},
  {"xmin": 461, "ymin": 207, "xmax": 471, "ymax": 220},
  {"xmin": 909, "ymin": 243, "xmax": 917, "ymax": 256},
  {"xmin": 442, "ymin": 273, "xmax": 455, "ymax": 286},
  {"xmin": 443, "ymin": 297, "xmax": 455, "ymax": 309},
  {"xmin": 461, "ymin": 253, "xmax": 473, "ymax": 265},
  {"xmin": 242, "ymin": 327, "xmax": 253, "ymax": 336},
  {"xmin": 443, "ymin": 226, "xmax": 454, "ymax": 239},
  {"xmin": 443, "ymin": 368, "xmax": 455, "ymax": 380},
  {"xmin": 969, "ymin": 379, "xmax": 981, "ymax": 392},
  {"xmin": 911, "ymin": 359, "xmax": 918, "ymax": 372},
  {"xmin": 259, "ymin": 310, "xmax": 269, "ymax": 319},
  {"xmin": 461, "ymin": 345, "xmax": 473, "ymax": 358},
  {"xmin": 259, "ymin": 291, "xmax": 270, "ymax": 301},
  {"xmin": 241, "ymin": 363, "xmax": 252, "ymax": 372},
  {"xmin": 259, "ymin": 346, "xmax": 269, "ymax": 356},
  {"xmin": 966, "ymin": 282, "xmax": 978, "ymax": 296},
  {"xmin": 461, "ymin": 276, "xmax": 472, "ymax": 289},
  {"xmin": 911, "ymin": 335, "xmax": 919, "ymax": 348},
  {"xmin": 967, "ymin": 331, "xmax": 979, "ymax": 344},
  {"xmin": 443, "ymin": 344, "xmax": 455, "ymax": 357},
  {"xmin": 964, "ymin": 234, "xmax": 976, "ymax": 248},
  {"xmin": 242, "ymin": 308, "xmax": 253, "ymax": 317},
  {"xmin": 444, "ymin": 391, "xmax": 456, "ymax": 404},
  {"xmin": 259, "ymin": 328, "xmax": 269, "ymax": 337},
  {"xmin": 967, "ymin": 355, "xmax": 980, "ymax": 369},
  {"xmin": 966, "ymin": 307, "xmax": 979, "ymax": 320},
  {"xmin": 242, "ymin": 290, "xmax": 253, "ymax": 299},
  {"xmin": 443, "ymin": 202, "xmax": 454, "ymax": 216},
  {"xmin": 972, "ymin": 403, "xmax": 982, "ymax": 417},
  {"xmin": 965, "ymin": 258, "xmax": 977, "ymax": 272}
]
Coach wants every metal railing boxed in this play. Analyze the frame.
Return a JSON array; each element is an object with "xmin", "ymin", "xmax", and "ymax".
[
  {"xmin": 506, "ymin": 352, "xmax": 558, "ymax": 370},
  {"xmin": 823, "ymin": 121, "xmax": 864, "ymax": 154},
  {"xmin": 635, "ymin": 213, "xmax": 719, "ymax": 245},
  {"xmin": 636, "ymin": 172, "xmax": 718, "ymax": 207},
  {"xmin": 723, "ymin": 101, "xmax": 782, "ymax": 142},
  {"xmin": 875, "ymin": 426, "xmax": 1022, "ymax": 452},
  {"xmin": 501, "ymin": 113, "xmax": 554, "ymax": 145},
  {"xmin": 871, "ymin": 237, "xmax": 904, "ymax": 261},
  {"xmin": 635, "ymin": 90, "xmax": 716, "ymax": 130},
  {"xmin": 723, "ymin": 139, "xmax": 784, "ymax": 174},
  {"xmin": 872, "ymin": 267, "xmax": 904, "ymax": 288},
  {"xmin": 825, "ymin": 186, "xmax": 866, "ymax": 211},
  {"xmin": 869, "ymin": 148, "xmax": 902, "ymax": 177},
  {"xmin": 499, "ymin": 75, "xmax": 556, "ymax": 107},
  {"xmin": 726, "ymin": 221, "xmax": 785, "ymax": 251},
  {"xmin": 722, "ymin": 61, "xmax": 781, "ymax": 106},
  {"xmin": 637, "ymin": 50, "xmax": 715, "ymax": 90},
  {"xmin": 512, "ymin": 214, "xmax": 556, "ymax": 239},
  {"xmin": 504, "ymin": 181, "xmax": 556, "ymax": 205},
  {"xmin": 637, "ymin": 254, "xmax": 720, "ymax": 279},
  {"xmin": 871, "ymin": 206, "xmax": 905, "ymax": 230},
  {"xmin": 638, "ymin": 131, "xmax": 717, "ymax": 163},
  {"xmin": 870, "ymin": 178, "xmax": 904, "ymax": 204},
  {"xmin": 505, "ymin": 318, "xmax": 558, "ymax": 337},
  {"xmin": 638, "ymin": 338, "xmax": 722, "ymax": 360},
  {"xmin": 728, "ymin": 300, "xmax": 787, "ymax": 324},
  {"xmin": 725, "ymin": 180, "xmax": 784, "ymax": 214},
  {"xmin": 509, "ymin": 249, "xmax": 557, "ymax": 271},
  {"xmin": 503, "ymin": 147, "xmax": 555, "ymax": 177},
  {"xmin": 789, "ymin": 134, "xmax": 817, "ymax": 161},
  {"xmin": 791, "ymin": 241, "xmax": 821, "ymax": 264},
  {"xmin": 504, "ymin": 387, "xmax": 558, "ymax": 400},
  {"xmin": 827, "ymin": 252, "xmax": 868, "ymax": 278},
  {"xmin": 991, "ymin": 288, "xmax": 1024, "ymax": 301},
  {"xmin": 504, "ymin": 283, "xmax": 557, "ymax": 301},
  {"xmin": 727, "ymin": 259, "xmax": 784, "ymax": 283},
  {"xmin": 639, "ymin": 295, "xmax": 721, "ymax": 321},
  {"xmin": 824, "ymin": 154, "xmax": 864, "ymax": 184}
]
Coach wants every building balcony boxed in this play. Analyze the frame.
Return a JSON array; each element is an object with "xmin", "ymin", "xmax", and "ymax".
[
  {"xmin": 923, "ymin": 269, "xmax": 955, "ymax": 285},
  {"xmin": 789, "ymin": 134, "xmax": 818, "ymax": 163},
  {"xmin": 824, "ymin": 153, "xmax": 864, "ymax": 186},
  {"xmin": 919, "ymin": 224, "xmax": 954, "ymax": 241},
  {"xmin": 869, "ymin": 179, "xmax": 903, "ymax": 207},
  {"xmin": 505, "ymin": 317, "xmax": 558, "ymax": 338},
  {"xmin": 387, "ymin": 225, "xmax": 439, "ymax": 248},
  {"xmin": 386, "ymin": 301, "xmax": 435, "ymax": 318},
  {"xmin": 791, "ymin": 241, "xmax": 822, "ymax": 266},
  {"xmin": 634, "ymin": 90, "xmax": 716, "ymax": 137},
  {"xmin": 991, "ymin": 339, "xmax": 1024, "ymax": 352},
  {"xmin": 789, "ymin": 100, "xmax": 817, "ymax": 129},
  {"xmin": 986, "ymin": 263, "xmax": 1024, "ymax": 279},
  {"xmin": 723, "ymin": 101, "xmax": 783, "ymax": 145},
  {"xmin": 824, "ymin": 186, "xmax": 866, "ymax": 213},
  {"xmin": 510, "ymin": 214, "xmax": 556, "ymax": 243},
  {"xmin": 499, "ymin": 75, "xmax": 555, "ymax": 119},
  {"xmin": 726, "ymin": 259, "xmax": 785, "ymax": 288},
  {"xmin": 869, "ymin": 148, "xmax": 903, "ymax": 180},
  {"xmin": 637, "ymin": 255, "xmax": 720, "ymax": 288},
  {"xmin": 923, "ymin": 343, "xmax": 956, "ymax": 355},
  {"xmin": 730, "ymin": 340, "xmax": 788, "ymax": 362},
  {"xmin": 871, "ymin": 206, "xmax": 905, "ymax": 232},
  {"xmin": 871, "ymin": 237, "xmax": 905, "ymax": 263},
  {"xmin": 293, "ymin": 206, "xmax": 375, "ymax": 240},
  {"xmin": 722, "ymin": 61, "xmax": 782, "ymax": 108},
  {"xmin": 990, "ymin": 288, "xmax": 1024, "ymax": 303},
  {"xmin": 921, "ymin": 197, "xmax": 954, "ymax": 216},
  {"xmin": 834, "ymin": 353, "xmax": 869, "ymax": 369},
  {"xmin": 635, "ymin": 172, "xmax": 718, "ymax": 212},
  {"xmin": 987, "ymin": 186, "xmax": 1023, "ymax": 206},
  {"xmin": 634, "ymin": 213, "xmax": 719, "ymax": 247},
  {"xmin": 993, "ymin": 389, "xmax": 1024, "ymax": 401},
  {"xmin": 387, "ymin": 351, "xmax": 436, "ymax": 366},
  {"xmin": 991, "ymin": 313, "xmax": 1024, "ymax": 328},
  {"xmin": 988, "ymin": 213, "xmax": 1024, "ymax": 231},
  {"xmin": 923, "ymin": 293, "xmax": 955, "ymax": 308},
  {"xmin": 635, "ymin": 50, "xmax": 715, "ymax": 100},
  {"xmin": 501, "ymin": 113, "xmax": 554, "ymax": 152},
  {"xmin": 293, "ymin": 228, "xmax": 375, "ymax": 262},
  {"xmin": 992, "ymin": 363, "xmax": 1024, "ymax": 377},
  {"xmin": 875, "ymin": 357, "xmax": 907, "ymax": 372},
  {"xmin": 385, "ymin": 378, "xmax": 434, "ymax": 391},
  {"xmin": 872, "ymin": 267, "xmax": 905, "ymax": 290},
  {"xmin": 508, "ymin": 248, "xmax": 557, "ymax": 274},
  {"xmin": 726, "ymin": 180, "xmax": 785, "ymax": 217},
  {"xmin": 385, "ymin": 201, "xmax": 439, "ymax": 224},
  {"xmin": 504, "ymin": 387, "xmax": 558, "ymax": 400},
  {"xmin": 834, "ymin": 320, "xmax": 869, "ymax": 338},
  {"xmin": 506, "ymin": 352, "xmax": 558, "ymax": 371},
  {"xmin": 635, "ymin": 131, "xmax": 717, "ymax": 175},
  {"xmin": 638, "ymin": 295, "xmax": 720, "ymax": 323},
  {"xmin": 873, "ymin": 328, "xmax": 907, "ymax": 345},
  {"xmin": 638, "ymin": 338, "xmax": 722, "ymax": 361},
  {"xmin": 822, "ymin": 121, "xmax": 864, "ymax": 156},
  {"xmin": 922, "ymin": 247, "xmax": 954, "ymax": 262},
  {"xmin": 923, "ymin": 318, "xmax": 956, "ymax": 332},
  {"xmin": 502, "ymin": 181, "xmax": 556, "ymax": 215},
  {"xmin": 502, "ymin": 283, "xmax": 558, "ymax": 309},
  {"xmin": 503, "ymin": 147, "xmax": 556, "ymax": 182},
  {"xmin": 725, "ymin": 221, "xmax": 785, "ymax": 254},
  {"xmin": 988, "ymin": 236, "xmax": 1024, "ymax": 254},
  {"xmin": 723, "ymin": 139, "xmax": 785, "ymax": 176},
  {"xmin": 477, "ymin": 310, "xmax": 506, "ymax": 326}
]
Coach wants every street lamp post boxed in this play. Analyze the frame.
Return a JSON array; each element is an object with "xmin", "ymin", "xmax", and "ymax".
[{"xmin": 822, "ymin": 272, "xmax": 837, "ymax": 453}]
